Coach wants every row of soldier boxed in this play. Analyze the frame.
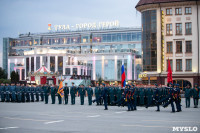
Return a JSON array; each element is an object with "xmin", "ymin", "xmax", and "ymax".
[{"xmin": 0, "ymin": 82, "xmax": 199, "ymax": 112}]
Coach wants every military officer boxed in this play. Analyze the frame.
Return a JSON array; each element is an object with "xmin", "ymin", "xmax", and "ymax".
[
  {"xmin": 21, "ymin": 84, "xmax": 26, "ymax": 102},
  {"xmin": 116, "ymin": 84, "xmax": 122, "ymax": 102},
  {"xmin": 192, "ymin": 84, "xmax": 199, "ymax": 108},
  {"xmin": 5, "ymin": 83, "xmax": 11, "ymax": 102},
  {"xmin": 50, "ymin": 84, "xmax": 56, "ymax": 104},
  {"xmin": 30, "ymin": 85, "xmax": 35, "ymax": 102},
  {"xmin": 146, "ymin": 86, "xmax": 153, "ymax": 107},
  {"xmin": 78, "ymin": 84, "xmax": 85, "ymax": 105},
  {"xmin": 87, "ymin": 85, "xmax": 93, "ymax": 105},
  {"xmin": 63, "ymin": 83, "xmax": 69, "ymax": 104},
  {"xmin": 70, "ymin": 82, "xmax": 76, "ymax": 105},
  {"xmin": 139, "ymin": 86, "xmax": 145, "ymax": 106},
  {"xmin": 43, "ymin": 83, "xmax": 50, "ymax": 104},
  {"xmin": 35, "ymin": 85, "xmax": 40, "ymax": 102},
  {"xmin": 10, "ymin": 83, "xmax": 16, "ymax": 102},
  {"xmin": 184, "ymin": 84, "xmax": 192, "ymax": 108},
  {"xmin": 56, "ymin": 84, "xmax": 62, "ymax": 105},
  {"xmin": 40, "ymin": 85, "xmax": 44, "ymax": 101},
  {"xmin": 0, "ymin": 83, "xmax": 5, "ymax": 102},
  {"xmin": 109, "ymin": 84, "xmax": 115, "ymax": 105},
  {"xmin": 95, "ymin": 83, "xmax": 100, "ymax": 105},
  {"xmin": 174, "ymin": 84, "xmax": 182, "ymax": 112},
  {"xmin": 16, "ymin": 83, "xmax": 21, "ymax": 102},
  {"xmin": 25, "ymin": 84, "xmax": 31, "ymax": 102}
]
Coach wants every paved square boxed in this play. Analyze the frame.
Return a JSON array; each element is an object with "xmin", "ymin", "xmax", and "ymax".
[{"xmin": 0, "ymin": 97, "xmax": 199, "ymax": 133}]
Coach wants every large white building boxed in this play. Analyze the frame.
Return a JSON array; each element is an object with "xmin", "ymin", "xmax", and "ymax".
[
  {"xmin": 136, "ymin": 0, "xmax": 200, "ymax": 88},
  {"xmin": 3, "ymin": 27, "xmax": 142, "ymax": 85}
]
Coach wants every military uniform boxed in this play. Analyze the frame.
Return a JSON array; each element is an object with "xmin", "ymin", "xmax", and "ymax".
[
  {"xmin": 50, "ymin": 86, "xmax": 56, "ymax": 104},
  {"xmin": 192, "ymin": 84, "xmax": 199, "ymax": 108},
  {"xmin": 43, "ymin": 85, "xmax": 50, "ymax": 104},
  {"xmin": 64, "ymin": 85, "xmax": 69, "ymax": 104},
  {"xmin": 30, "ymin": 86, "xmax": 35, "ymax": 102},
  {"xmin": 0, "ymin": 84, "xmax": 5, "ymax": 102},
  {"xmin": 57, "ymin": 85, "xmax": 62, "ymax": 104},
  {"xmin": 35, "ymin": 86, "xmax": 40, "ymax": 102},
  {"xmin": 78, "ymin": 86, "xmax": 85, "ymax": 105},
  {"xmin": 25, "ymin": 85, "xmax": 31, "ymax": 102},
  {"xmin": 40, "ymin": 86, "xmax": 44, "ymax": 101},
  {"xmin": 146, "ymin": 87, "xmax": 153, "ymax": 107},
  {"xmin": 70, "ymin": 84, "xmax": 76, "ymax": 105},
  {"xmin": 95, "ymin": 86, "xmax": 100, "ymax": 105},
  {"xmin": 21, "ymin": 85, "xmax": 26, "ymax": 102},
  {"xmin": 174, "ymin": 85, "xmax": 182, "ymax": 112},
  {"xmin": 5, "ymin": 84, "xmax": 11, "ymax": 102},
  {"xmin": 184, "ymin": 86, "xmax": 192, "ymax": 108},
  {"xmin": 139, "ymin": 88, "xmax": 145, "ymax": 106},
  {"xmin": 16, "ymin": 84, "xmax": 21, "ymax": 102},
  {"xmin": 87, "ymin": 87, "xmax": 93, "ymax": 105}
]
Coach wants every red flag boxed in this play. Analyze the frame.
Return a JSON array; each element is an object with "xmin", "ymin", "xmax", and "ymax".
[{"xmin": 167, "ymin": 59, "xmax": 173, "ymax": 83}]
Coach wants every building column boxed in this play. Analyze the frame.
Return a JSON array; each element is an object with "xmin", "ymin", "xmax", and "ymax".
[
  {"xmin": 102, "ymin": 56, "xmax": 104, "ymax": 80},
  {"xmin": 47, "ymin": 56, "xmax": 50, "ymax": 70},
  {"xmin": 29, "ymin": 57, "xmax": 31, "ymax": 72},
  {"xmin": 8, "ymin": 59, "xmax": 10, "ymax": 79},
  {"xmin": 24, "ymin": 58, "xmax": 26, "ymax": 80},
  {"xmin": 34, "ymin": 56, "xmax": 36, "ymax": 72},
  {"xmin": 63, "ymin": 56, "xmax": 66, "ymax": 75},
  {"xmin": 134, "ymin": 55, "xmax": 136, "ymax": 80},
  {"xmin": 70, "ymin": 67, "xmax": 73, "ymax": 75},
  {"xmin": 114, "ymin": 56, "xmax": 117, "ymax": 80},
  {"xmin": 40, "ymin": 56, "xmax": 42, "ymax": 67},
  {"xmin": 55, "ymin": 55, "xmax": 58, "ymax": 72},
  {"xmin": 127, "ymin": 55, "xmax": 132, "ymax": 80},
  {"xmin": 20, "ymin": 68, "xmax": 22, "ymax": 80}
]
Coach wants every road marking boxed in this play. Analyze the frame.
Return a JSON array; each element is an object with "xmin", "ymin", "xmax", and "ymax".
[
  {"xmin": 115, "ymin": 111, "xmax": 126, "ymax": 114},
  {"xmin": 121, "ymin": 124, "xmax": 171, "ymax": 128},
  {"xmin": 44, "ymin": 120, "xmax": 64, "ymax": 124},
  {"xmin": 87, "ymin": 115, "xmax": 100, "ymax": 118},
  {"xmin": 137, "ymin": 109, "xmax": 143, "ymax": 110},
  {"xmin": 3, "ymin": 117, "xmax": 48, "ymax": 122},
  {"xmin": 142, "ymin": 120, "xmax": 200, "ymax": 123},
  {"xmin": 0, "ymin": 127, "xmax": 19, "ymax": 130}
]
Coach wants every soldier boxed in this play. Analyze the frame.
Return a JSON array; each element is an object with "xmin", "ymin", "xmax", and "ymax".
[
  {"xmin": 146, "ymin": 86, "xmax": 153, "ymax": 107},
  {"xmin": 184, "ymin": 84, "xmax": 192, "ymax": 108},
  {"xmin": 50, "ymin": 84, "xmax": 56, "ymax": 104},
  {"xmin": 5, "ymin": 83, "xmax": 11, "ymax": 102},
  {"xmin": 78, "ymin": 84, "xmax": 85, "ymax": 105},
  {"xmin": 87, "ymin": 85, "xmax": 93, "ymax": 105},
  {"xmin": 16, "ymin": 83, "xmax": 21, "ymax": 103},
  {"xmin": 130, "ymin": 84, "xmax": 137, "ymax": 110},
  {"xmin": 40, "ymin": 85, "xmax": 44, "ymax": 101},
  {"xmin": 63, "ymin": 83, "xmax": 69, "ymax": 104},
  {"xmin": 116, "ymin": 84, "xmax": 122, "ymax": 103},
  {"xmin": 70, "ymin": 82, "xmax": 76, "ymax": 105},
  {"xmin": 56, "ymin": 84, "xmax": 62, "ymax": 105},
  {"xmin": 192, "ymin": 83, "xmax": 199, "ymax": 108},
  {"xmin": 10, "ymin": 83, "xmax": 16, "ymax": 102},
  {"xmin": 30, "ymin": 84, "xmax": 35, "ymax": 102},
  {"xmin": 43, "ymin": 83, "xmax": 50, "ymax": 104},
  {"xmin": 0, "ymin": 83, "xmax": 5, "ymax": 102},
  {"xmin": 95, "ymin": 83, "xmax": 100, "ymax": 105},
  {"xmin": 174, "ymin": 84, "xmax": 182, "ymax": 112},
  {"xmin": 35, "ymin": 85, "xmax": 40, "ymax": 102},
  {"xmin": 139, "ymin": 86, "xmax": 145, "ymax": 106},
  {"xmin": 109, "ymin": 84, "xmax": 115, "ymax": 105},
  {"xmin": 25, "ymin": 84, "xmax": 31, "ymax": 102},
  {"xmin": 21, "ymin": 84, "xmax": 26, "ymax": 103}
]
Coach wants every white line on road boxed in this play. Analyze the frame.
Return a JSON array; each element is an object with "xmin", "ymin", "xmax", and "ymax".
[
  {"xmin": 44, "ymin": 120, "xmax": 64, "ymax": 124},
  {"xmin": 121, "ymin": 124, "xmax": 171, "ymax": 128},
  {"xmin": 115, "ymin": 111, "xmax": 126, "ymax": 114},
  {"xmin": 0, "ymin": 127, "xmax": 19, "ymax": 130},
  {"xmin": 87, "ymin": 115, "xmax": 100, "ymax": 118},
  {"xmin": 142, "ymin": 120, "xmax": 200, "ymax": 123}
]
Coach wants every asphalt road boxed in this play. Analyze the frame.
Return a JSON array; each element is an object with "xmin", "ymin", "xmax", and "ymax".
[{"xmin": 0, "ymin": 97, "xmax": 199, "ymax": 133}]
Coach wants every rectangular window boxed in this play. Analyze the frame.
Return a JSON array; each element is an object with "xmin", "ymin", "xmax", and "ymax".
[
  {"xmin": 185, "ymin": 22, "xmax": 192, "ymax": 35},
  {"xmin": 176, "ymin": 41, "xmax": 182, "ymax": 53},
  {"xmin": 167, "ymin": 42, "xmax": 173, "ymax": 53},
  {"xmin": 185, "ymin": 7, "xmax": 192, "ymax": 14},
  {"xmin": 186, "ymin": 41, "xmax": 192, "ymax": 53},
  {"xmin": 166, "ymin": 8, "xmax": 172, "ymax": 15},
  {"xmin": 186, "ymin": 59, "xmax": 192, "ymax": 71},
  {"xmin": 176, "ymin": 59, "xmax": 182, "ymax": 71},
  {"xmin": 166, "ymin": 24, "xmax": 173, "ymax": 35},
  {"xmin": 176, "ymin": 23, "xmax": 182, "ymax": 35},
  {"xmin": 175, "ymin": 8, "xmax": 182, "ymax": 15},
  {"xmin": 167, "ymin": 59, "xmax": 173, "ymax": 71}
]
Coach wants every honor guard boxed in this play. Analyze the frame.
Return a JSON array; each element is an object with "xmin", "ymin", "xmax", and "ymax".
[
  {"xmin": 64, "ymin": 83, "xmax": 69, "ymax": 104},
  {"xmin": 87, "ymin": 85, "xmax": 93, "ymax": 105}
]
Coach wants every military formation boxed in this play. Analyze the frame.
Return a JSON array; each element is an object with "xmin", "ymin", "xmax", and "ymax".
[{"xmin": 0, "ymin": 82, "xmax": 199, "ymax": 113}]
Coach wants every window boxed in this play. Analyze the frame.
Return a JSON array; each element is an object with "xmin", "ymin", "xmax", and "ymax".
[
  {"xmin": 176, "ymin": 23, "xmax": 182, "ymax": 35},
  {"xmin": 166, "ymin": 24, "xmax": 173, "ymax": 35},
  {"xmin": 166, "ymin": 8, "xmax": 172, "ymax": 15},
  {"xmin": 176, "ymin": 41, "xmax": 182, "ymax": 53},
  {"xmin": 186, "ymin": 59, "xmax": 192, "ymax": 71},
  {"xmin": 185, "ymin": 23, "xmax": 192, "ymax": 35},
  {"xmin": 167, "ymin": 42, "xmax": 173, "ymax": 53},
  {"xmin": 167, "ymin": 59, "xmax": 173, "ymax": 71},
  {"xmin": 186, "ymin": 41, "xmax": 192, "ymax": 53},
  {"xmin": 176, "ymin": 59, "xmax": 182, "ymax": 71},
  {"xmin": 175, "ymin": 8, "xmax": 182, "ymax": 15},
  {"xmin": 185, "ymin": 7, "xmax": 192, "ymax": 14}
]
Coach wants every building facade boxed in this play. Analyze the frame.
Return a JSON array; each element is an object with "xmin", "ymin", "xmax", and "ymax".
[
  {"xmin": 3, "ymin": 27, "xmax": 142, "ymax": 83},
  {"xmin": 136, "ymin": 0, "xmax": 200, "ymax": 88}
]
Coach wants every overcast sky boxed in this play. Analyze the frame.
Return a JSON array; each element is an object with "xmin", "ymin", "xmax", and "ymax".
[{"xmin": 0, "ymin": 0, "xmax": 141, "ymax": 67}]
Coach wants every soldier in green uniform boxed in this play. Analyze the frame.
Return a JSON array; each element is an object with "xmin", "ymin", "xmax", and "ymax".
[
  {"xmin": 109, "ymin": 84, "xmax": 115, "ymax": 105},
  {"xmin": 35, "ymin": 85, "xmax": 40, "ymax": 102},
  {"xmin": 116, "ymin": 84, "xmax": 122, "ymax": 102},
  {"xmin": 21, "ymin": 84, "xmax": 26, "ymax": 103},
  {"xmin": 70, "ymin": 82, "xmax": 76, "ymax": 105},
  {"xmin": 43, "ymin": 83, "xmax": 50, "ymax": 104},
  {"xmin": 192, "ymin": 84, "xmax": 199, "ymax": 108},
  {"xmin": 139, "ymin": 87, "xmax": 145, "ymax": 106},
  {"xmin": 78, "ymin": 84, "xmax": 85, "ymax": 105},
  {"xmin": 50, "ymin": 84, "xmax": 56, "ymax": 104},
  {"xmin": 25, "ymin": 84, "xmax": 30, "ymax": 102},
  {"xmin": 40, "ymin": 85, "xmax": 44, "ymax": 101},
  {"xmin": 95, "ymin": 83, "xmax": 100, "ymax": 105},
  {"xmin": 57, "ymin": 84, "xmax": 62, "ymax": 104},
  {"xmin": 64, "ymin": 83, "xmax": 69, "ymax": 104},
  {"xmin": 146, "ymin": 86, "xmax": 153, "ymax": 107},
  {"xmin": 0, "ymin": 83, "xmax": 5, "ymax": 102},
  {"xmin": 87, "ymin": 85, "xmax": 93, "ymax": 105},
  {"xmin": 16, "ymin": 83, "xmax": 21, "ymax": 103},
  {"xmin": 184, "ymin": 84, "xmax": 192, "ymax": 108}
]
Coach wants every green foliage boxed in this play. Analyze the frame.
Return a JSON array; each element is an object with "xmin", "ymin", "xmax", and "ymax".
[
  {"xmin": 0, "ymin": 79, "xmax": 11, "ymax": 84},
  {"xmin": 11, "ymin": 71, "xmax": 19, "ymax": 83},
  {"xmin": 0, "ymin": 67, "xmax": 7, "ymax": 79}
]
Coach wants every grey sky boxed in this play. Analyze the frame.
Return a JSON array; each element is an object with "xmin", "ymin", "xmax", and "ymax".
[{"xmin": 0, "ymin": 0, "xmax": 141, "ymax": 67}]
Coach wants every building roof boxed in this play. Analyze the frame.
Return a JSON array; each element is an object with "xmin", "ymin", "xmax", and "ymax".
[
  {"xmin": 136, "ymin": 0, "xmax": 200, "ymax": 8},
  {"xmin": 36, "ymin": 66, "xmax": 51, "ymax": 73}
]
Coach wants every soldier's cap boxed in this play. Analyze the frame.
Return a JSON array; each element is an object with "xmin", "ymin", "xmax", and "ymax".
[
  {"xmin": 65, "ymin": 83, "xmax": 67, "ymax": 85},
  {"xmin": 154, "ymin": 84, "xmax": 158, "ymax": 86}
]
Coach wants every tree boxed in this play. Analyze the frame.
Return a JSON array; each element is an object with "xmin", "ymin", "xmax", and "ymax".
[
  {"xmin": 98, "ymin": 77, "xmax": 103, "ymax": 85},
  {"xmin": 0, "ymin": 67, "xmax": 7, "ymax": 79},
  {"xmin": 11, "ymin": 71, "xmax": 19, "ymax": 84}
]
